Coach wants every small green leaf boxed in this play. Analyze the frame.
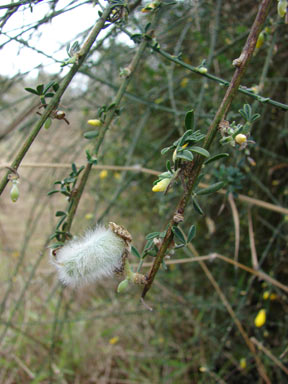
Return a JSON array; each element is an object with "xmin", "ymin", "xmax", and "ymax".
[
  {"xmin": 187, "ymin": 225, "xmax": 196, "ymax": 243},
  {"xmin": 146, "ymin": 232, "xmax": 160, "ymax": 240},
  {"xmin": 166, "ymin": 160, "xmax": 172, "ymax": 173},
  {"xmin": 184, "ymin": 109, "xmax": 194, "ymax": 132},
  {"xmin": 243, "ymin": 104, "xmax": 251, "ymax": 119},
  {"xmin": 49, "ymin": 242, "xmax": 64, "ymax": 249},
  {"xmin": 55, "ymin": 211, "xmax": 67, "ymax": 217},
  {"xmin": 36, "ymin": 84, "xmax": 44, "ymax": 94},
  {"xmin": 251, "ymin": 113, "xmax": 260, "ymax": 122},
  {"xmin": 192, "ymin": 198, "xmax": 204, "ymax": 215},
  {"xmin": 197, "ymin": 181, "xmax": 225, "ymax": 195},
  {"xmin": 43, "ymin": 81, "xmax": 55, "ymax": 94},
  {"xmin": 161, "ymin": 146, "xmax": 173, "ymax": 155},
  {"xmin": 179, "ymin": 129, "xmax": 193, "ymax": 146},
  {"xmin": 47, "ymin": 190, "xmax": 59, "ymax": 196},
  {"xmin": 131, "ymin": 246, "xmax": 141, "ymax": 259},
  {"xmin": 172, "ymin": 226, "xmax": 186, "ymax": 244},
  {"xmin": 190, "ymin": 146, "xmax": 210, "ymax": 157},
  {"xmin": 144, "ymin": 239, "xmax": 154, "ymax": 251},
  {"xmin": 52, "ymin": 83, "xmax": 59, "ymax": 92},
  {"xmin": 176, "ymin": 149, "xmax": 194, "ymax": 161},
  {"xmin": 45, "ymin": 92, "xmax": 54, "ymax": 98},
  {"xmin": 204, "ymin": 153, "xmax": 229, "ymax": 165},
  {"xmin": 72, "ymin": 163, "xmax": 77, "ymax": 174},
  {"xmin": 25, "ymin": 87, "xmax": 39, "ymax": 95},
  {"xmin": 56, "ymin": 216, "xmax": 66, "ymax": 230},
  {"xmin": 84, "ymin": 130, "xmax": 99, "ymax": 139}
]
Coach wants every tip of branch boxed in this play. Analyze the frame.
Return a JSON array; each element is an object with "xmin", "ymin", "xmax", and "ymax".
[{"xmin": 140, "ymin": 297, "xmax": 153, "ymax": 312}]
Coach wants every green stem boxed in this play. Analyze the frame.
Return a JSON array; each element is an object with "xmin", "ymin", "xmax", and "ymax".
[
  {"xmin": 0, "ymin": 5, "xmax": 112, "ymax": 196},
  {"xmin": 142, "ymin": 0, "xmax": 274, "ymax": 299},
  {"xmin": 154, "ymin": 47, "xmax": 288, "ymax": 111},
  {"xmin": 62, "ymin": 15, "xmax": 160, "ymax": 235}
]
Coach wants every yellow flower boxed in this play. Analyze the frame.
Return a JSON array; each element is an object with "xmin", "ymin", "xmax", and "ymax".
[
  {"xmin": 263, "ymin": 291, "xmax": 270, "ymax": 300},
  {"xmin": 99, "ymin": 170, "xmax": 108, "ymax": 179},
  {"xmin": 141, "ymin": 2, "xmax": 157, "ymax": 13},
  {"xmin": 254, "ymin": 309, "xmax": 266, "ymax": 328},
  {"xmin": 270, "ymin": 293, "xmax": 277, "ymax": 301},
  {"xmin": 152, "ymin": 178, "xmax": 171, "ymax": 192},
  {"xmin": 197, "ymin": 66, "xmax": 208, "ymax": 74},
  {"xmin": 240, "ymin": 358, "xmax": 247, "ymax": 369},
  {"xmin": 256, "ymin": 31, "xmax": 265, "ymax": 49},
  {"xmin": 154, "ymin": 97, "xmax": 164, "ymax": 104},
  {"xmin": 180, "ymin": 78, "xmax": 189, "ymax": 88},
  {"xmin": 235, "ymin": 134, "xmax": 247, "ymax": 144},
  {"xmin": 114, "ymin": 172, "xmax": 121, "ymax": 180},
  {"xmin": 109, "ymin": 336, "xmax": 119, "ymax": 345},
  {"xmin": 87, "ymin": 119, "xmax": 102, "ymax": 127}
]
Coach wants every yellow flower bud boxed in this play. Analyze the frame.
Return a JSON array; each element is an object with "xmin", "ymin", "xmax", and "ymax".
[
  {"xmin": 109, "ymin": 336, "xmax": 119, "ymax": 345},
  {"xmin": 114, "ymin": 172, "xmax": 121, "ymax": 180},
  {"xmin": 87, "ymin": 119, "xmax": 102, "ymax": 127},
  {"xmin": 263, "ymin": 291, "xmax": 270, "ymax": 300},
  {"xmin": 198, "ymin": 66, "xmax": 208, "ymax": 74},
  {"xmin": 152, "ymin": 178, "xmax": 171, "ymax": 192},
  {"xmin": 278, "ymin": 0, "xmax": 287, "ymax": 18},
  {"xmin": 269, "ymin": 293, "xmax": 277, "ymax": 301},
  {"xmin": 99, "ymin": 170, "xmax": 108, "ymax": 179},
  {"xmin": 85, "ymin": 213, "xmax": 93, "ymax": 220},
  {"xmin": 256, "ymin": 32, "xmax": 265, "ymax": 49},
  {"xmin": 254, "ymin": 309, "xmax": 266, "ymax": 328},
  {"xmin": 240, "ymin": 358, "xmax": 247, "ymax": 369},
  {"xmin": 235, "ymin": 133, "xmax": 247, "ymax": 144},
  {"xmin": 180, "ymin": 78, "xmax": 189, "ymax": 88},
  {"xmin": 141, "ymin": 2, "xmax": 157, "ymax": 12}
]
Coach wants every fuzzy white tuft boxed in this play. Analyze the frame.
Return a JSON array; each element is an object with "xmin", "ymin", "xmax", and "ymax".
[{"xmin": 51, "ymin": 225, "xmax": 125, "ymax": 287}]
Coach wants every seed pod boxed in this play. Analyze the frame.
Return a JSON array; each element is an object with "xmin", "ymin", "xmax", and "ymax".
[
  {"xmin": 44, "ymin": 117, "xmax": 52, "ymax": 129},
  {"xmin": 10, "ymin": 181, "xmax": 19, "ymax": 203},
  {"xmin": 117, "ymin": 278, "xmax": 130, "ymax": 293},
  {"xmin": 51, "ymin": 225, "xmax": 129, "ymax": 287}
]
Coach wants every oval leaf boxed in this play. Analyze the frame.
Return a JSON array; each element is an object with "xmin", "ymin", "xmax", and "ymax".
[
  {"xmin": 204, "ymin": 153, "xmax": 229, "ymax": 165},
  {"xmin": 184, "ymin": 109, "xmax": 195, "ymax": 132},
  {"xmin": 197, "ymin": 181, "xmax": 225, "ymax": 195},
  {"xmin": 190, "ymin": 146, "xmax": 210, "ymax": 157},
  {"xmin": 176, "ymin": 149, "xmax": 194, "ymax": 161},
  {"xmin": 192, "ymin": 198, "xmax": 204, "ymax": 215},
  {"xmin": 187, "ymin": 225, "xmax": 196, "ymax": 243},
  {"xmin": 84, "ymin": 130, "xmax": 99, "ymax": 139},
  {"xmin": 172, "ymin": 226, "xmax": 186, "ymax": 244}
]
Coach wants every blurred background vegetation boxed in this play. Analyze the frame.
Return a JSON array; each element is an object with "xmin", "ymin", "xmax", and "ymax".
[{"xmin": 0, "ymin": 0, "xmax": 287, "ymax": 383}]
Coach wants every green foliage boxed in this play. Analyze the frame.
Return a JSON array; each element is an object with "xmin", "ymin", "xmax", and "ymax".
[{"xmin": 0, "ymin": 0, "xmax": 287, "ymax": 383}]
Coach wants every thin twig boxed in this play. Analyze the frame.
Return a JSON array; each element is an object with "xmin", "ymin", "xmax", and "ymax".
[
  {"xmin": 187, "ymin": 245, "xmax": 271, "ymax": 384},
  {"xmin": 251, "ymin": 337, "xmax": 288, "ymax": 376},
  {"xmin": 248, "ymin": 207, "xmax": 259, "ymax": 270},
  {"xmin": 228, "ymin": 193, "xmax": 240, "ymax": 265}
]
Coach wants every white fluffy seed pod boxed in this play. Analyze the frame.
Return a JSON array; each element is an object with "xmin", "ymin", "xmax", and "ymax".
[{"xmin": 51, "ymin": 225, "xmax": 127, "ymax": 287}]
